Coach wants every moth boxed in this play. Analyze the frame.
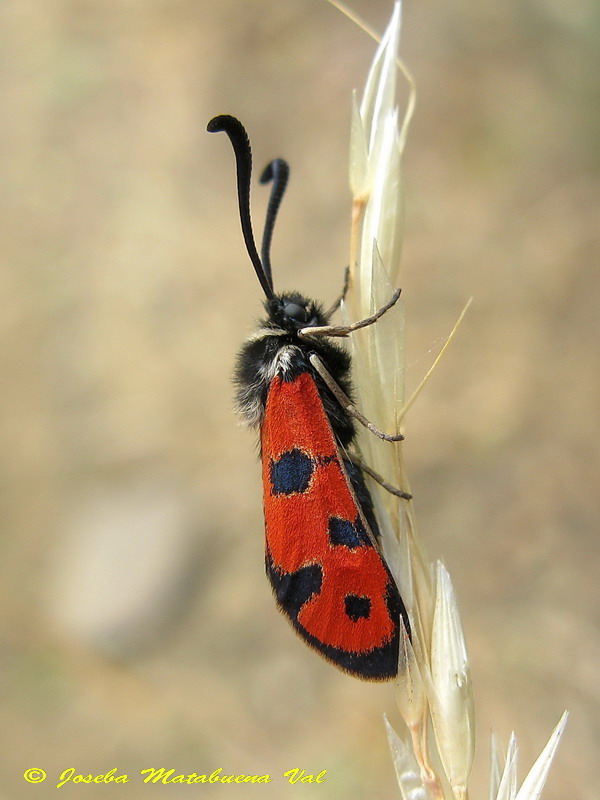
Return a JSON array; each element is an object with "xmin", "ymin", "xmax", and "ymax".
[{"xmin": 208, "ymin": 115, "xmax": 410, "ymax": 680}]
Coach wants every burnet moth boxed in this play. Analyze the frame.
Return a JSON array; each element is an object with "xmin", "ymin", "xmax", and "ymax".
[{"xmin": 208, "ymin": 115, "xmax": 411, "ymax": 680}]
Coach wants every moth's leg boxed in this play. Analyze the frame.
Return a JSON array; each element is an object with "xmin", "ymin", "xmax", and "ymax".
[
  {"xmin": 309, "ymin": 353, "xmax": 405, "ymax": 443},
  {"xmin": 300, "ymin": 287, "xmax": 401, "ymax": 338},
  {"xmin": 324, "ymin": 266, "xmax": 350, "ymax": 318},
  {"xmin": 346, "ymin": 452, "xmax": 412, "ymax": 501}
]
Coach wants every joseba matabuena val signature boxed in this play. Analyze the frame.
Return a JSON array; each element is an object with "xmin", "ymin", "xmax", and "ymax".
[{"xmin": 23, "ymin": 766, "xmax": 327, "ymax": 787}]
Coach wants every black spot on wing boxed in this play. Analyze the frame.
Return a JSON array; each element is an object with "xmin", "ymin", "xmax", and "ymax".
[
  {"xmin": 270, "ymin": 448, "xmax": 314, "ymax": 495},
  {"xmin": 328, "ymin": 514, "xmax": 371, "ymax": 548},
  {"xmin": 345, "ymin": 594, "xmax": 371, "ymax": 622},
  {"xmin": 266, "ymin": 555, "xmax": 323, "ymax": 619},
  {"xmin": 343, "ymin": 458, "xmax": 381, "ymax": 539}
]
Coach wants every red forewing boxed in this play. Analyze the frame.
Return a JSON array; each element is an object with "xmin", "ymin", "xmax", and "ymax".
[{"xmin": 261, "ymin": 370, "xmax": 407, "ymax": 680}]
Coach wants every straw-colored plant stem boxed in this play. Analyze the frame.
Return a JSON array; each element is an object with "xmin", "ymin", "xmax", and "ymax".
[{"xmin": 328, "ymin": 2, "xmax": 568, "ymax": 799}]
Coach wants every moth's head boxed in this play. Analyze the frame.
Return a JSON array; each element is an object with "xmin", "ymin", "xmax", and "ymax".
[{"xmin": 266, "ymin": 292, "xmax": 327, "ymax": 333}]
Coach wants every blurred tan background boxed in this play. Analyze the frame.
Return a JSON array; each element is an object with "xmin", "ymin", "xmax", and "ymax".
[{"xmin": 1, "ymin": 0, "xmax": 598, "ymax": 798}]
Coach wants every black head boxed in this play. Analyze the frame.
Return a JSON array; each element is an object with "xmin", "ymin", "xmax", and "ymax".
[
  {"xmin": 207, "ymin": 115, "xmax": 292, "ymax": 304},
  {"xmin": 266, "ymin": 292, "xmax": 328, "ymax": 334}
]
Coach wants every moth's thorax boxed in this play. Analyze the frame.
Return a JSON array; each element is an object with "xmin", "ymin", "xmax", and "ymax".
[
  {"xmin": 257, "ymin": 339, "xmax": 305, "ymax": 382},
  {"xmin": 233, "ymin": 292, "xmax": 354, "ymax": 445}
]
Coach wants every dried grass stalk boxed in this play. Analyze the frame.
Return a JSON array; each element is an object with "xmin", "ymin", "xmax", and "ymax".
[{"xmin": 332, "ymin": 3, "xmax": 568, "ymax": 798}]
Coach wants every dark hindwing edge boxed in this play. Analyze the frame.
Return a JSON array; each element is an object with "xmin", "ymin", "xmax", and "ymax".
[{"xmin": 266, "ymin": 551, "xmax": 401, "ymax": 681}]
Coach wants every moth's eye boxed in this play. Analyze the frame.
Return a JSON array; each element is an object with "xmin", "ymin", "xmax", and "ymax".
[{"xmin": 284, "ymin": 302, "xmax": 309, "ymax": 324}]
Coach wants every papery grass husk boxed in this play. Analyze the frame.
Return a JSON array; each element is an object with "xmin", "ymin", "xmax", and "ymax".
[{"xmin": 331, "ymin": 2, "xmax": 567, "ymax": 799}]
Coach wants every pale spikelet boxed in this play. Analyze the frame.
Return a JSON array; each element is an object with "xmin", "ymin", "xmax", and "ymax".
[
  {"xmin": 487, "ymin": 713, "xmax": 568, "ymax": 800},
  {"xmin": 429, "ymin": 562, "xmax": 475, "ymax": 798},
  {"xmin": 337, "ymin": 3, "xmax": 567, "ymax": 799},
  {"xmin": 489, "ymin": 733, "xmax": 506, "ymax": 800},
  {"xmin": 514, "ymin": 713, "xmax": 568, "ymax": 800},
  {"xmin": 384, "ymin": 713, "xmax": 436, "ymax": 800},
  {"xmin": 492, "ymin": 733, "xmax": 518, "ymax": 800}
]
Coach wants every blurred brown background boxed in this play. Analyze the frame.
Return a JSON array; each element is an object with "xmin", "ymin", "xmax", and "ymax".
[{"xmin": 1, "ymin": 0, "xmax": 598, "ymax": 798}]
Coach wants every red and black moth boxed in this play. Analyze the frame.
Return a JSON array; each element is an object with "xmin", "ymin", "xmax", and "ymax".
[{"xmin": 208, "ymin": 115, "xmax": 411, "ymax": 680}]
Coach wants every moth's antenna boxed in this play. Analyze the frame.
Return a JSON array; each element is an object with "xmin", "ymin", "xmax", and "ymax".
[
  {"xmin": 259, "ymin": 158, "xmax": 289, "ymax": 290},
  {"xmin": 207, "ymin": 115, "xmax": 275, "ymax": 300}
]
